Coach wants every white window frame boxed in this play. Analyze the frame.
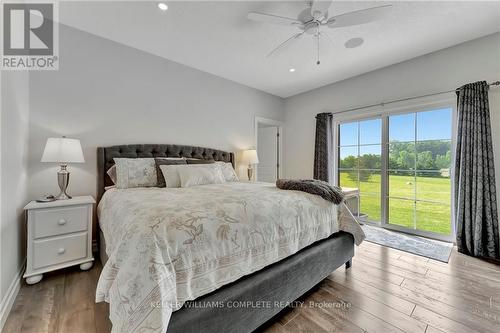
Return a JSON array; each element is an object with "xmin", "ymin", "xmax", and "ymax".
[{"xmin": 331, "ymin": 96, "xmax": 457, "ymax": 242}]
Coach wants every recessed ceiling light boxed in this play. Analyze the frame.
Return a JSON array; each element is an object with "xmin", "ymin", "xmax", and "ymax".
[
  {"xmin": 289, "ymin": 68, "xmax": 296, "ymax": 73},
  {"xmin": 158, "ymin": 3, "xmax": 168, "ymax": 11}
]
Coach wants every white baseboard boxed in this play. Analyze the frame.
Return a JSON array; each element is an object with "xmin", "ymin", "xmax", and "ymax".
[{"xmin": 0, "ymin": 259, "xmax": 26, "ymax": 330}]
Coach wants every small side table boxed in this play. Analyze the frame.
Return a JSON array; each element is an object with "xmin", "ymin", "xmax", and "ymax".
[
  {"xmin": 23, "ymin": 196, "xmax": 95, "ymax": 284},
  {"xmin": 341, "ymin": 187, "xmax": 362, "ymax": 225}
]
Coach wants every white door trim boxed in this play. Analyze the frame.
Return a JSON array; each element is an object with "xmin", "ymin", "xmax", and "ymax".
[{"xmin": 255, "ymin": 117, "xmax": 284, "ymax": 181}]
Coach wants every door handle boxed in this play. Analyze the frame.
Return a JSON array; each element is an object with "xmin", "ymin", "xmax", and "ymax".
[
  {"xmin": 57, "ymin": 248, "xmax": 66, "ymax": 254},
  {"xmin": 58, "ymin": 219, "xmax": 67, "ymax": 225}
]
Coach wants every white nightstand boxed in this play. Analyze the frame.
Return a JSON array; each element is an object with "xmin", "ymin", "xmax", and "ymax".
[
  {"xmin": 341, "ymin": 187, "xmax": 362, "ymax": 225},
  {"xmin": 23, "ymin": 195, "xmax": 95, "ymax": 284}
]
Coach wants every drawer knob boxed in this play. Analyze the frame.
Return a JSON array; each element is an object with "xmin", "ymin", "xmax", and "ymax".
[
  {"xmin": 57, "ymin": 248, "xmax": 66, "ymax": 254},
  {"xmin": 58, "ymin": 219, "xmax": 67, "ymax": 225}
]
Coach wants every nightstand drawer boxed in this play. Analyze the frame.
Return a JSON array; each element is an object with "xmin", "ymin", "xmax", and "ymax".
[
  {"xmin": 33, "ymin": 233, "xmax": 88, "ymax": 269},
  {"xmin": 33, "ymin": 205, "xmax": 88, "ymax": 238}
]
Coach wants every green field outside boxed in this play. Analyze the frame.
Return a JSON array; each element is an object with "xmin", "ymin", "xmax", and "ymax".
[{"xmin": 339, "ymin": 172, "xmax": 451, "ymax": 235}]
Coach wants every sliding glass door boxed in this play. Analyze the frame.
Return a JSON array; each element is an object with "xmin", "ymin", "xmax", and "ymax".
[
  {"xmin": 336, "ymin": 107, "xmax": 453, "ymax": 240},
  {"xmin": 387, "ymin": 108, "xmax": 452, "ymax": 235},
  {"xmin": 338, "ymin": 118, "xmax": 382, "ymax": 223}
]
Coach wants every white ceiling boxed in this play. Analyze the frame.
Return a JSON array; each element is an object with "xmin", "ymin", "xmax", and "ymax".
[{"xmin": 58, "ymin": 1, "xmax": 500, "ymax": 98}]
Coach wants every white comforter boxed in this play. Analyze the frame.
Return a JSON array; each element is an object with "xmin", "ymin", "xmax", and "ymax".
[{"xmin": 96, "ymin": 182, "xmax": 364, "ymax": 333}]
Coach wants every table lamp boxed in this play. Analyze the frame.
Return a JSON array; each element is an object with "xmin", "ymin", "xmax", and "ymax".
[
  {"xmin": 41, "ymin": 137, "xmax": 85, "ymax": 200},
  {"xmin": 242, "ymin": 149, "xmax": 259, "ymax": 181}
]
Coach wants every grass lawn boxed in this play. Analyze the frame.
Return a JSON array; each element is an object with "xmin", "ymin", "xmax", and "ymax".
[{"xmin": 340, "ymin": 172, "xmax": 451, "ymax": 235}]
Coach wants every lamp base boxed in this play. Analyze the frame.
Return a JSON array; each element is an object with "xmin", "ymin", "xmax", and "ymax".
[
  {"xmin": 56, "ymin": 192, "xmax": 72, "ymax": 200},
  {"xmin": 56, "ymin": 165, "xmax": 72, "ymax": 200},
  {"xmin": 247, "ymin": 167, "xmax": 253, "ymax": 181}
]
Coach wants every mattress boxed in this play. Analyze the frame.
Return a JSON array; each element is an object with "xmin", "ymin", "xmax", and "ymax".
[
  {"xmin": 99, "ymin": 228, "xmax": 354, "ymax": 333},
  {"xmin": 96, "ymin": 182, "xmax": 364, "ymax": 333}
]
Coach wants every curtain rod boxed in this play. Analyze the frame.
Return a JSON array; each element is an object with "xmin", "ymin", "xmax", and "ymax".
[{"xmin": 326, "ymin": 80, "xmax": 500, "ymax": 116}]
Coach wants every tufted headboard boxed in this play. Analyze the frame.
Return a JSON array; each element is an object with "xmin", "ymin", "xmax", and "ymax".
[{"xmin": 97, "ymin": 144, "xmax": 235, "ymax": 202}]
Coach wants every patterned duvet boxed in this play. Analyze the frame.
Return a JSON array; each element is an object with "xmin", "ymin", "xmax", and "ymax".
[{"xmin": 96, "ymin": 182, "xmax": 364, "ymax": 333}]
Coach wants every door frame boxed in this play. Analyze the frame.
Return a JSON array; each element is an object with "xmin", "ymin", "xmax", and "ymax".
[
  {"xmin": 331, "ymin": 96, "xmax": 457, "ymax": 242},
  {"xmin": 255, "ymin": 116, "xmax": 284, "ymax": 181}
]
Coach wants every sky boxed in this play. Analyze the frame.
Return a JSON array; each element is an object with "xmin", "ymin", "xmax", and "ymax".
[{"xmin": 339, "ymin": 108, "xmax": 452, "ymax": 158}]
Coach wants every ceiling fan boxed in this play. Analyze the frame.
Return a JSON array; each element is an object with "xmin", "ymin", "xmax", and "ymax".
[{"xmin": 247, "ymin": 0, "xmax": 392, "ymax": 65}]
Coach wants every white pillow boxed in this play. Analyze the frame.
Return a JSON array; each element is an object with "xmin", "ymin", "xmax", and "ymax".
[
  {"xmin": 113, "ymin": 158, "xmax": 157, "ymax": 189},
  {"xmin": 215, "ymin": 161, "xmax": 239, "ymax": 182},
  {"xmin": 159, "ymin": 164, "xmax": 184, "ymax": 188},
  {"xmin": 160, "ymin": 164, "xmax": 225, "ymax": 188},
  {"xmin": 107, "ymin": 165, "xmax": 117, "ymax": 184},
  {"xmin": 177, "ymin": 164, "xmax": 226, "ymax": 188},
  {"xmin": 109, "ymin": 158, "xmax": 182, "ymax": 184}
]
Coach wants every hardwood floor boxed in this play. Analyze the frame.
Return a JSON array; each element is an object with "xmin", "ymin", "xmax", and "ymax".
[{"xmin": 3, "ymin": 241, "xmax": 499, "ymax": 333}]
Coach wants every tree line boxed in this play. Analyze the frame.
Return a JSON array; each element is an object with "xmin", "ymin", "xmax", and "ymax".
[{"xmin": 340, "ymin": 141, "xmax": 451, "ymax": 181}]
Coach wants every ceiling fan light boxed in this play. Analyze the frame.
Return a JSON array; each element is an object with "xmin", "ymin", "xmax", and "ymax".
[
  {"xmin": 289, "ymin": 68, "xmax": 296, "ymax": 73},
  {"xmin": 158, "ymin": 3, "xmax": 168, "ymax": 11}
]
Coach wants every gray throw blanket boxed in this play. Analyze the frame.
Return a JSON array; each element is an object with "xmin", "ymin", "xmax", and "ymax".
[{"xmin": 276, "ymin": 179, "xmax": 344, "ymax": 204}]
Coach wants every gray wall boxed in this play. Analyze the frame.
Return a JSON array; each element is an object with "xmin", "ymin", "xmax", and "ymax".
[
  {"xmin": 27, "ymin": 24, "xmax": 285, "ymax": 201},
  {"xmin": 1, "ymin": 24, "xmax": 284, "ymax": 323},
  {"xmin": 2, "ymin": 19, "xmax": 500, "ymax": 328},
  {"xmin": 283, "ymin": 32, "xmax": 500, "ymax": 209},
  {"xmin": 0, "ymin": 71, "xmax": 30, "ymax": 326}
]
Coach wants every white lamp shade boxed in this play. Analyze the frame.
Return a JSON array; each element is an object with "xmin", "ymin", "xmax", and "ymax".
[
  {"xmin": 242, "ymin": 149, "xmax": 259, "ymax": 164},
  {"xmin": 41, "ymin": 137, "xmax": 85, "ymax": 163}
]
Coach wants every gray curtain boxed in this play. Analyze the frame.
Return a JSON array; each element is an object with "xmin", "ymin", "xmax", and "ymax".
[
  {"xmin": 314, "ymin": 112, "xmax": 334, "ymax": 182},
  {"xmin": 455, "ymin": 81, "xmax": 499, "ymax": 259}
]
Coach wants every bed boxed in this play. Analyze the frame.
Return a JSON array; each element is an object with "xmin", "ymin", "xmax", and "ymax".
[{"xmin": 95, "ymin": 144, "xmax": 364, "ymax": 333}]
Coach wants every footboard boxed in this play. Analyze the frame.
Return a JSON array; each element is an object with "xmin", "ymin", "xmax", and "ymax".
[{"xmin": 166, "ymin": 231, "xmax": 355, "ymax": 333}]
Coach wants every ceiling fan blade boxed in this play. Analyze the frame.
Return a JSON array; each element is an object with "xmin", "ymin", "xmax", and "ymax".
[
  {"xmin": 326, "ymin": 5, "xmax": 392, "ymax": 28},
  {"xmin": 311, "ymin": 0, "xmax": 333, "ymax": 19},
  {"xmin": 266, "ymin": 32, "xmax": 305, "ymax": 58},
  {"xmin": 248, "ymin": 12, "xmax": 303, "ymax": 27}
]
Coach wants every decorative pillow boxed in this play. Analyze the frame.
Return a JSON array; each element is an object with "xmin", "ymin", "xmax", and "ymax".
[
  {"xmin": 155, "ymin": 158, "xmax": 187, "ymax": 188},
  {"xmin": 113, "ymin": 158, "xmax": 157, "ymax": 189},
  {"xmin": 159, "ymin": 164, "xmax": 184, "ymax": 188},
  {"xmin": 107, "ymin": 165, "xmax": 117, "ymax": 184},
  {"xmin": 215, "ymin": 161, "xmax": 239, "ymax": 182},
  {"xmin": 186, "ymin": 159, "xmax": 215, "ymax": 164},
  {"xmin": 177, "ymin": 164, "xmax": 226, "ymax": 188},
  {"xmin": 159, "ymin": 164, "xmax": 225, "ymax": 188}
]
